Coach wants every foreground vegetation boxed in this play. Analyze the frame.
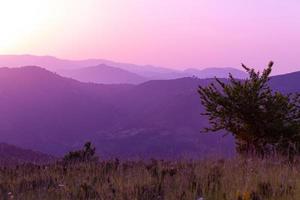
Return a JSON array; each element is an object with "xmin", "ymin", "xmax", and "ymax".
[{"xmin": 0, "ymin": 158, "xmax": 300, "ymax": 200}]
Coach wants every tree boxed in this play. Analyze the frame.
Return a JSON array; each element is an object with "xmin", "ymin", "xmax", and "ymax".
[
  {"xmin": 198, "ymin": 62, "xmax": 300, "ymax": 157},
  {"xmin": 63, "ymin": 142, "xmax": 98, "ymax": 163}
]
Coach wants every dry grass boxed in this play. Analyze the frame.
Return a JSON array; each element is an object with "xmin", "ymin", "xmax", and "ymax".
[{"xmin": 0, "ymin": 158, "xmax": 300, "ymax": 200}]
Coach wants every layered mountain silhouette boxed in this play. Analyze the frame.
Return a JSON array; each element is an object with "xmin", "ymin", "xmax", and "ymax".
[
  {"xmin": 0, "ymin": 66, "xmax": 298, "ymax": 158},
  {"xmin": 0, "ymin": 66, "xmax": 233, "ymax": 158},
  {"xmin": 0, "ymin": 55, "xmax": 183, "ymax": 80},
  {"xmin": 0, "ymin": 55, "xmax": 247, "ymax": 83},
  {"xmin": 59, "ymin": 64, "xmax": 148, "ymax": 84}
]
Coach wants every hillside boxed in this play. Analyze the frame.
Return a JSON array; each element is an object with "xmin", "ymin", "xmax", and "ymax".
[
  {"xmin": 0, "ymin": 143, "xmax": 54, "ymax": 165},
  {"xmin": 270, "ymin": 71, "xmax": 300, "ymax": 93},
  {"xmin": 0, "ymin": 66, "xmax": 134, "ymax": 155},
  {"xmin": 0, "ymin": 66, "xmax": 233, "ymax": 158},
  {"xmin": 0, "ymin": 66, "xmax": 298, "ymax": 158},
  {"xmin": 59, "ymin": 64, "xmax": 147, "ymax": 84}
]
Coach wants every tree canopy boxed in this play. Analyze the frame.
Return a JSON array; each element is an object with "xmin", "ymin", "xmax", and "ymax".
[{"xmin": 198, "ymin": 62, "xmax": 300, "ymax": 157}]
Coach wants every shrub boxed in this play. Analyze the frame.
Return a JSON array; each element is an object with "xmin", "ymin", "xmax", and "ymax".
[{"xmin": 63, "ymin": 142, "xmax": 98, "ymax": 163}]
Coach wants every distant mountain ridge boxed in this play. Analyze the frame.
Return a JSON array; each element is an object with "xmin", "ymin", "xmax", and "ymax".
[
  {"xmin": 0, "ymin": 55, "xmax": 249, "ymax": 83},
  {"xmin": 59, "ymin": 64, "xmax": 148, "ymax": 84},
  {"xmin": 0, "ymin": 55, "xmax": 182, "ymax": 80}
]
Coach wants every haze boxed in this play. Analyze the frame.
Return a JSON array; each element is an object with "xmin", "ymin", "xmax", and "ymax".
[{"xmin": 0, "ymin": 0, "xmax": 300, "ymax": 74}]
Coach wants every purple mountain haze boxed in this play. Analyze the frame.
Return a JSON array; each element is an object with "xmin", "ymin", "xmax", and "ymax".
[
  {"xmin": 0, "ymin": 55, "xmax": 248, "ymax": 83},
  {"xmin": 59, "ymin": 64, "xmax": 148, "ymax": 84},
  {"xmin": 0, "ymin": 66, "xmax": 298, "ymax": 158}
]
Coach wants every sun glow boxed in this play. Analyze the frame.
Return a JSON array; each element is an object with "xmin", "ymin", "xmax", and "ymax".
[{"xmin": 0, "ymin": 0, "xmax": 52, "ymax": 51}]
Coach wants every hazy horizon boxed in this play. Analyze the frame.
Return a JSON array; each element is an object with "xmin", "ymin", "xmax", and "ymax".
[
  {"xmin": 0, "ymin": 0, "xmax": 300, "ymax": 74},
  {"xmin": 0, "ymin": 53, "xmax": 299, "ymax": 76}
]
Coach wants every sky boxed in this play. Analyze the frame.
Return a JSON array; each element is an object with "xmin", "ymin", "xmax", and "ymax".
[{"xmin": 0, "ymin": 0, "xmax": 299, "ymax": 74}]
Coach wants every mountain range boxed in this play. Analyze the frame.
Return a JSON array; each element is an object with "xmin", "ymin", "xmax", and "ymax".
[
  {"xmin": 0, "ymin": 55, "xmax": 247, "ymax": 84},
  {"xmin": 59, "ymin": 64, "xmax": 147, "ymax": 84},
  {"xmin": 0, "ymin": 65, "xmax": 298, "ymax": 158}
]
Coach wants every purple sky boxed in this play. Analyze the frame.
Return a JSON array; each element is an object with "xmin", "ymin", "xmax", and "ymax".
[{"xmin": 0, "ymin": 0, "xmax": 300, "ymax": 74}]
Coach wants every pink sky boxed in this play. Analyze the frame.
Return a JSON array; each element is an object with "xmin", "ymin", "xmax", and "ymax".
[{"xmin": 0, "ymin": 0, "xmax": 300, "ymax": 74}]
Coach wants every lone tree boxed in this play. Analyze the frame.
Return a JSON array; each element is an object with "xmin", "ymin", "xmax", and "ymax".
[
  {"xmin": 198, "ymin": 62, "xmax": 300, "ymax": 157},
  {"xmin": 63, "ymin": 142, "xmax": 98, "ymax": 163}
]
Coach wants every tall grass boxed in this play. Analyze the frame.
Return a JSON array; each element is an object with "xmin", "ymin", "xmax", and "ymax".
[{"xmin": 0, "ymin": 158, "xmax": 299, "ymax": 200}]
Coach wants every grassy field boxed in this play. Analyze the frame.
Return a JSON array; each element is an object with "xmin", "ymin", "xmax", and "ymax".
[{"xmin": 0, "ymin": 158, "xmax": 299, "ymax": 200}]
